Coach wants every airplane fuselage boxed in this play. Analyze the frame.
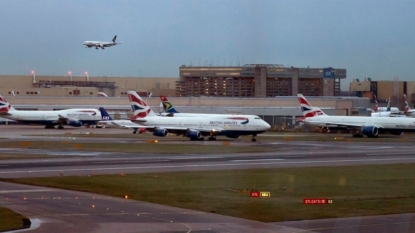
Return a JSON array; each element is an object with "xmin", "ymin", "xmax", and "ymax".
[
  {"xmin": 1, "ymin": 109, "xmax": 101, "ymax": 126},
  {"xmin": 83, "ymin": 41, "xmax": 117, "ymax": 48},
  {"xmin": 135, "ymin": 115, "xmax": 270, "ymax": 136},
  {"xmin": 304, "ymin": 115, "xmax": 415, "ymax": 131}
]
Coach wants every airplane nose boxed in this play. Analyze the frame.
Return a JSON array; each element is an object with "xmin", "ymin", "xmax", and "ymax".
[{"xmin": 264, "ymin": 122, "xmax": 271, "ymax": 130}]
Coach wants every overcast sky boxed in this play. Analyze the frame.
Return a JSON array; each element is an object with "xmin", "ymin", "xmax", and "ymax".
[{"xmin": 1, "ymin": 0, "xmax": 414, "ymax": 91}]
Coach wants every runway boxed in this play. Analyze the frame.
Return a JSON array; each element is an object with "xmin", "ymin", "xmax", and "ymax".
[
  {"xmin": 1, "ymin": 125, "xmax": 415, "ymax": 232},
  {"xmin": 1, "ymin": 140, "xmax": 415, "ymax": 178}
]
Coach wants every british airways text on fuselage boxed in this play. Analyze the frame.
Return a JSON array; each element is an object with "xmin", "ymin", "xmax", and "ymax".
[{"xmin": 209, "ymin": 121, "xmax": 238, "ymax": 125}]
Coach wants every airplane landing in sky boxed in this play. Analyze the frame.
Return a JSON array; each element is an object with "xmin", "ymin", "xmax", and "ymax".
[{"xmin": 83, "ymin": 35, "xmax": 121, "ymax": 49}]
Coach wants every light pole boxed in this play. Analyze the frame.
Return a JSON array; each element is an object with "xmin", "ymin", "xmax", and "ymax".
[{"xmin": 31, "ymin": 70, "xmax": 36, "ymax": 83}]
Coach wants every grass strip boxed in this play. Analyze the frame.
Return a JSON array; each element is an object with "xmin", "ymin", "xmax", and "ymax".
[
  {"xmin": 5, "ymin": 163, "xmax": 415, "ymax": 222},
  {"xmin": 0, "ymin": 207, "xmax": 29, "ymax": 232}
]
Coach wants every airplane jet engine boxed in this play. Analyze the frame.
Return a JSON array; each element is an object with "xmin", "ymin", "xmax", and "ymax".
[
  {"xmin": 68, "ymin": 120, "xmax": 82, "ymax": 127},
  {"xmin": 187, "ymin": 130, "xmax": 203, "ymax": 140},
  {"xmin": 153, "ymin": 129, "xmax": 168, "ymax": 137},
  {"xmin": 361, "ymin": 126, "xmax": 379, "ymax": 137}
]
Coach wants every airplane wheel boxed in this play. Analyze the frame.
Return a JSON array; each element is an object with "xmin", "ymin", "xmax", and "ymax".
[
  {"xmin": 133, "ymin": 131, "xmax": 137, "ymax": 134},
  {"xmin": 251, "ymin": 138, "xmax": 257, "ymax": 142},
  {"xmin": 208, "ymin": 137, "xmax": 216, "ymax": 141},
  {"xmin": 58, "ymin": 126, "xmax": 64, "ymax": 129}
]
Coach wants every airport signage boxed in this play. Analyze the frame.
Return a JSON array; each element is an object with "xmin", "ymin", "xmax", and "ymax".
[
  {"xmin": 323, "ymin": 68, "xmax": 334, "ymax": 78},
  {"xmin": 303, "ymin": 198, "xmax": 333, "ymax": 204},
  {"xmin": 250, "ymin": 191, "xmax": 271, "ymax": 198}
]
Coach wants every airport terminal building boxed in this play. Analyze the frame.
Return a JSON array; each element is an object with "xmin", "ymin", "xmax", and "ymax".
[{"xmin": 176, "ymin": 64, "xmax": 346, "ymax": 97}]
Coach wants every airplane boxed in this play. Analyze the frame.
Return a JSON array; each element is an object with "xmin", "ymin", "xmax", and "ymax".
[
  {"xmin": 371, "ymin": 96, "xmax": 392, "ymax": 117},
  {"xmin": 0, "ymin": 95, "xmax": 102, "ymax": 129},
  {"xmin": 403, "ymin": 94, "xmax": 415, "ymax": 117},
  {"xmin": 372, "ymin": 95, "xmax": 399, "ymax": 113},
  {"xmin": 298, "ymin": 94, "xmax": 415, "ymax": 138},
  {"xmin": 98, "ymin": 92, "xmax": 108, "ymax": 97},
  {"xmin": 97, "ymin": 107, "xmax": 146, "ymax": 132},
  {"xmin": 114, "ymin": 91, "xmax": 270, "ymax": 141},
  {"xmin": 83, "ymin": 35, "xmax": 121, "ymax": 49}
]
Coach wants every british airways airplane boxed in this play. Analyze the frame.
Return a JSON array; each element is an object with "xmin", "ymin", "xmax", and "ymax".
[
  {"xmin": 0, "ymin": 95, "xmax": 102, "ymax": 128},
  {"xmin": 298, "ymin": 94, "xmax": 415, "ymax": 137},
  {"xmin": 113, "ymin": 91, "xmax": 271, "ymax": 141},
  {"xmin": 83, "ymin": 35, "xmax": 121, "ymax": 49}
]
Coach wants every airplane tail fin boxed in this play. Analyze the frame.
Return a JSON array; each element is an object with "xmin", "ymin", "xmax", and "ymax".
[
  {"xmin": 404, "ymin": 94, "xmax": 410, "ymax": 113},
  {"xmin": 127, "ymin": 91, "xmax": 156, "ymax": 119},
  {"xmin": 112, "ymin": 35, "xmax": 117, "ymax": 43},
  {"xmin": 0, "ymin": 95, "xmax": 14, "ymax": 113},
  {"xmin": 99, "ymin": 107, "xmax": 113, "ymax": 121},
  {"xmin": 373, "ymin": 94, "xmax": 379, "ymax": 112},
  {"xmin": 386, "ymin": 97, "xmax": 391, "ymax": 112},
  {"xmin": 297, "ymin": 94, "xmax": 326, "ymax": 118},
  {"xmin": 160, "ymin": 95, "xmax": 179, "ymax": 113},
  {"xmin": 98, "ymin": 92, "xmax": 108, "ymax": 97}
]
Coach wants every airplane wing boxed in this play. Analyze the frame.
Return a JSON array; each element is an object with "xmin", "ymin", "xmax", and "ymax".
[
  {"xmin": 320, "ymin": 121, "xmax": 384, "ymax": 129},
  {"xmin": 114, "ymin": 121, "xmax": 224, "ymax": 135},
  {"xmin": 52, "ymin": 115, "xmax": 70, "ymax": 124}
]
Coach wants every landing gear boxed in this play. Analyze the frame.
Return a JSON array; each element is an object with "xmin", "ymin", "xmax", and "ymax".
[
  {"xmin": 208, "ymin": 137, "xmax": 216, "ymax": 141},
  {"xmin": 352, "ymin": 129, "xmax": 363, "ymax": 138},
  {"xmin": 251, "ymin": 134, "xmax": 257, "ymax": 142},
  {"xmin": 133, "ymin": 129, "xmax": 137, "ymax": 134},
  {"xmin": 58, "ymin": 125, "xmax": 64, "ymax": 129}
]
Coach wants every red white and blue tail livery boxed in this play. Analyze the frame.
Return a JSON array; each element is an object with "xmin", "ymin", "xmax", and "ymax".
[{"xmin": 298, "ymin": 94, "xmax": 327, "ymax": 118}]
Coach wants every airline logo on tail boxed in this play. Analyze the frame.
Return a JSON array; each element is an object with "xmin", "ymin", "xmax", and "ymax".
[
  {"xmin": 0, "ymin": 96, "xmax": 11, "ymax": 113},
  {"xmin": 98, "ymin": 92, "xmax": 108, "ymax": 97},
  {"xmin": 98, "ymin": 107, "xmax": 113, "ymax": 120},
  {"xmin": 298, "ymin": 95, "xmax": 317, "ymax": 118},
  {"xmin": 160, "ymin": 96, "xmax": 178, "ymax": 113},
  {"xmin": 404, "ymin": 94, "xmax": 410, "ymax": 113},
  {"xmin": 128, "ymin": 91, "xmax": 151, "ymax": 119}
]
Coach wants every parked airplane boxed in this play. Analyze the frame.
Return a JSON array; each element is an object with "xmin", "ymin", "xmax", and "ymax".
[
  {"xmin": 98, "ymin": 92, "xmax": 108, "ymax": 97},
  {"xmin": 114, "ymin": 91, "xmax": 270, "ymax": 141},
  {"xmin": 298, "ymin": 94, "xmax": 415, "ymax": 137},
  {"xmin": 0, "ymin": 95, "xmax": 102, "ymax": 128},
  {"xmin": 372, "ymin": 95, "xmax": 399, "ymax": 113},
  {"xmin": 371, "ymin": 96, "xmax": 392, "ymax": 117},
  {"xmin": 403, "ymin": 94, "xmax": 415, "ymax": 117},
  {"xmin": 98, "ymin": 107, "xmax": 146, "ymax": 132},
  {"xmin": 83, "ymin": 35, "xmax": 121, "ymax": 49}
]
